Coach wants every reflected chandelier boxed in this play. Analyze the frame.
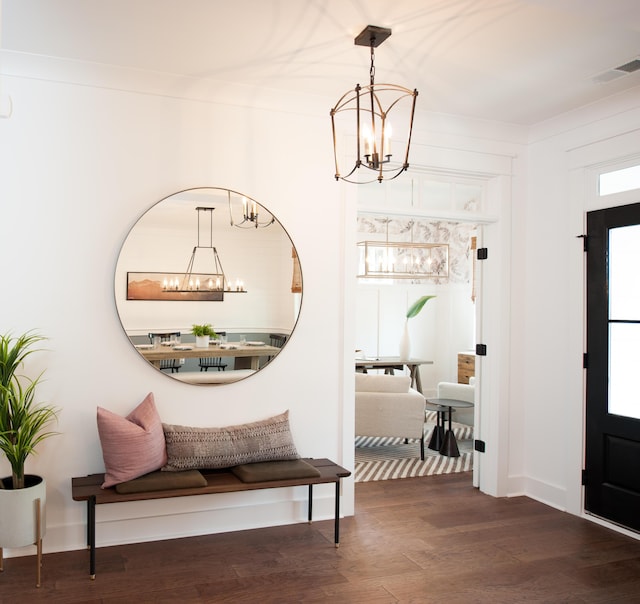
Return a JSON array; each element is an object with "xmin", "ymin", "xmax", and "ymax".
[
  {"xmin": 228, "ymin": 190, "xmax": 274, "ymax": 229},
  {"xmin": 161, "ymin": 206, "xmax": 246, "ymax": 299},
  {"xmin": 331, "ymin": 25, "xmax": 418, "ymax": 184}
]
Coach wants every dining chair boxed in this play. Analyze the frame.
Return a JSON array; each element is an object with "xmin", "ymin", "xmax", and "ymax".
[
  {"xmin": 148, "ymin": 332, "xmax": 182, "ymax": 373},
  {"xmin": 269, "ymin": 333, "xmax": 288, "ymax": 348},
  {"xmin": 198, "ymin": 332, "xmax": 227, "ymax": 372},
  {"xmin": 266, "ymin": 333, "xmax": 288, "ymax": 363}
]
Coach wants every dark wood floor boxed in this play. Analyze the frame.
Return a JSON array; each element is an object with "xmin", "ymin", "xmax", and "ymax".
[{"xmin": 2, "ymin": 472, "xmax": 640, "ymax": 603}]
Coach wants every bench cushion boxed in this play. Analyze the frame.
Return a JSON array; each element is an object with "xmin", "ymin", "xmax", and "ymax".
[
  {"xmin": 231, "ymin": 459, "xmax": 321, "ymax": 483},
  {"xmin": 115, "ymin": 469, "xmax": 207, "ymax": 494},
  {"xmin": 162, "ymin": 410, "xmax": 299, "ymax": 471}
]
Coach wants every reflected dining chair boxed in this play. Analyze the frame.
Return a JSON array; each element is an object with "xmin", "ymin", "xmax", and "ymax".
[
  {"xmin": 198, "ymin": 331, "xmax": 227, "ymax": 372},
  {"xmin": 147, "ymin": 332, "xmax": 182, "ymax": 373},
  {"xmin": 269, "ymin": 333, "xmax": 288, "ymax": 348},
  {"xmin": 266, "ymin": 333, "xmax": 288, "ymax": 362}
]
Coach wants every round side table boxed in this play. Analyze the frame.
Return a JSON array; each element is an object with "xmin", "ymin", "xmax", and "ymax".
[{"xmin": 426, "ymin": 398, "xmax": 474, "ymax": 457}]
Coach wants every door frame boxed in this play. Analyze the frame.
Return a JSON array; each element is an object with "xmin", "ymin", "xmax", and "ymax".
[
  {"xmin": 348, "ymin": 161, "xmax": 514, "ymax": 498},
  {"xmin": 568, "ymin": 133, "xmax": 640, "ymax": 537},
  {"xmin": 584, "ymin": 202, "xmax": 640, "ymax": 531}
]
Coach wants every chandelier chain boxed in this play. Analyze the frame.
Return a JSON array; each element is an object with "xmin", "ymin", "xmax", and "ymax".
[{"xmin": 369, "ymin": 44, "xmax": 376, "ymax": 86}]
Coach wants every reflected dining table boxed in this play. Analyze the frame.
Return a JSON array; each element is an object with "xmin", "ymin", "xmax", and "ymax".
[
  {"xmin": 355, "ymin": 357, "xmax": 433, "ymax": 394},
  {"xmin": 137, "ymin": 343, "xmax": 281, "ymax": 371}
]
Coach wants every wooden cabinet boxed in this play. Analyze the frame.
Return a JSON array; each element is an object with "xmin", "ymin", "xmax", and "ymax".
[{"xmin": 457, "ymin": 353, "xmax": 475, "ymax": 384}]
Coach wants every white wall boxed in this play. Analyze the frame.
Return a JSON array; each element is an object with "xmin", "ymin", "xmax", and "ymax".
[
  {"xmin": 514, "ymin": 87, "xmax": 640, "ymax": 522},
  {"xmin": 3, "ymin": 46, "xmax": 638, "ymax": 557},
  {"xmin": 0, "ymin": 57, "xmax": 348, "ymax": 556}
]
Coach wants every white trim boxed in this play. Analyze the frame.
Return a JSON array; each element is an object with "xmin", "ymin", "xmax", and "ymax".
[{"xmin": 567, "ymin": 131, "xmax": 640, "ymax": 534}]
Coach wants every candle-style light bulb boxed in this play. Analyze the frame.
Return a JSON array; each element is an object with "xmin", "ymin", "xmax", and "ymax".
[
  {"xmin": 362, "ymin": 127, "xmax": 373, "ymax": 157},
  {"xmin": 383, "ymin": 123, "xmax": 392, "ymax": 157}
]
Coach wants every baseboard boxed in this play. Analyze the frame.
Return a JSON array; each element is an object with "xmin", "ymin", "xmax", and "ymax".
[
  {"xmin": 508, "ymin": 474, "xmax": 567, "ymax": 512},
  {"xmin": 2, "ymin": 489, "xmax": 341, "ymax": 558}
]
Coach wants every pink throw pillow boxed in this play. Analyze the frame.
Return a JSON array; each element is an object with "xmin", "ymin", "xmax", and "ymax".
[{"xmin": 97, "ymin": 392, "xmax": 167, "ymax": 488}]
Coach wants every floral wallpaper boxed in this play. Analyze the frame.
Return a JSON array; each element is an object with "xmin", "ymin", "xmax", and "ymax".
[{"xmin": 357, "ymin": 215, "xmax": 476, "ymax": 284}]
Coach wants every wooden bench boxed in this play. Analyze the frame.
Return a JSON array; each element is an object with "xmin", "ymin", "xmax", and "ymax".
[{"xmin": 71, "ymin": 458, "xmax": 351, "ymax": 579}]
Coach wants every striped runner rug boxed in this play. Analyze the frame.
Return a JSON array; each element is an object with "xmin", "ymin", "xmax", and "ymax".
[{"xmin": 355, "ymin": 411, "xmax": 473, "ymax": 482}]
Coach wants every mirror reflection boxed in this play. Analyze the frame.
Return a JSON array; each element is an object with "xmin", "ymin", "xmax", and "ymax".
[{"xmin": 114, "ymin": 187, "xmax": 302, "ymax": 384}]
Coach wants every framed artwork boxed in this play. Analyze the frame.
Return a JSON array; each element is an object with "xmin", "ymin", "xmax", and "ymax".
[{"xmin": 126, "ymin": 272, "xmax": 225, "ymax": 301}]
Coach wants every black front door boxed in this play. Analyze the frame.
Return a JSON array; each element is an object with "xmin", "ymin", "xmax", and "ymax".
[{"xmin": 584, "ymin": 202, "xmax": 640, "ymax": 532}]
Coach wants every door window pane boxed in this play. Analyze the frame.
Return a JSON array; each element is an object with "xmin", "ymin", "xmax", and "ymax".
[
  {"xmin": 608, "ymin": 224, "xmax": 640, "ymax": 420},
  {"xmin": 609, "ymin": 225, "xmax": 640, "ymax": 321},
  {"xmin": 609, "ymin": 323, "xmax": 640, "ymax": 419},
  {"xmin": 600, "ymin": 165, "xmax": 640, "ymax": 196}
]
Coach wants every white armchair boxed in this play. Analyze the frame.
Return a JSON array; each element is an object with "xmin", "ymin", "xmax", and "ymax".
[{"xmin": 355, "ymin": 373, "xmax": 426, "ymax": 459}]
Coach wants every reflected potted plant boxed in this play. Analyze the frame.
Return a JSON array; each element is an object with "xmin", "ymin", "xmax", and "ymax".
[
  {"xmin": 191, "ymin": 324, "xmax": 218, "ymax": 348},
  {"xmin": 0, "ymin": 331, "xmax": 59, "ymax": 586},
  {"xmin": 400, "ymin": 295, "xmax": 436, "ymax": 360}
]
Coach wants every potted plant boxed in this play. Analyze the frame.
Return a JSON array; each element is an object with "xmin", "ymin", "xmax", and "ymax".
[
  {"xmin": 0, "ymin": 331, "xmax": 58, "ymax": 586},
  {"xmin": 191, "ymin": 324, "xmax": 218, "ymax": 348},
  {"xmin": 400, "ymin": 295, "xmax": 436, "ymax": 359}
]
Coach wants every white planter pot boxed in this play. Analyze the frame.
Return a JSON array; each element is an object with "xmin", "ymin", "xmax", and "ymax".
[
  {"xmin": 195, "ymin": 335, "xmax": 210, "ymax": 348},
  {"xmin": 0, "ymin": 475, "xmax": 46, "ymax": 548}
]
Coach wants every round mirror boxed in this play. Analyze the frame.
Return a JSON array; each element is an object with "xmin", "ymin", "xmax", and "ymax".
[{"xmin": 114, "ymin": 187, "xmax": 302, "ymax": 384}]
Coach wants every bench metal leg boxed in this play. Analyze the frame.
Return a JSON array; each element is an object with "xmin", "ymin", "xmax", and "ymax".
[
  {"xmin": 334, "ymin": 480, "xmax": 340, "ymax": 547},
  {"xmin": 87, "ymin": 496, "xmax": 96, "ymax": 579},
  {"xmin": 309, "ymin": 481, "xmax": 341, "ymax": 547}
]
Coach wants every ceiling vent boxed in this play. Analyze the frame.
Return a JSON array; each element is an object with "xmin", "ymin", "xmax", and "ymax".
[
  {"xmin": 615, "ymin": 59, "xmax": 640, "ymax": 74},
  {"xmin": 592, "ymin": 57, "xmax": 640, "ymax": 84}
]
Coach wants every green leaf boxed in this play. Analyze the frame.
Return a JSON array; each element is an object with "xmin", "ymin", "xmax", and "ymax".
[
  {"xmin": 0, "ymin": 331, "xmax": 59, "ymax": 488},
  {"xmin": 406, "ymin": 295, "xmax": 436, "ymax": 319}
]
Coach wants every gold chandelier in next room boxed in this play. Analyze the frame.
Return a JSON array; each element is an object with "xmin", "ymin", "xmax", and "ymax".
[{"xmin": 331, "ymin": 25, "xmax": 418, "ymax": 184}]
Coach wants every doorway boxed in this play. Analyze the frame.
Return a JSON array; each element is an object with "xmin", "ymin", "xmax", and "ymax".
[{"xmin": 585, "ymin": 201, "xmax": 640, "ymax": 532}]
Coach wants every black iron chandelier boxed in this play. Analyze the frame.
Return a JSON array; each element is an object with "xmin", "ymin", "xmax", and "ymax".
[{"xmin": 331, "ymin": 25, "xmax": 418, "ymax": 184}]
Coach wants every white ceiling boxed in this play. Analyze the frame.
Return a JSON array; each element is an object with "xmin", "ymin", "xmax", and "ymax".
[{"xmin": 2, "ymin": 0, "xmax": 640, "ymax": 125}]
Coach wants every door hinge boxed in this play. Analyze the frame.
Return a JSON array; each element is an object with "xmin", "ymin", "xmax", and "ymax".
[
  {"xmin": 583, "ymin": 353, "xmax": 588, "ymax": 369},
  {"xmin": 581, "ymin": 469, "xmax": 588, "ymax": 485},
  {"xmin": 474, "ymin": 439, "xmax": 486, "ymax": 453},
  {"xmin": 477, "ymin": 247, "xmax": 488, "ymax": 260},
  {"xmin": 576, "ymin": 234, "xmax": 588, "ymax": 252},
  {"xmin": 476, "ymin": 343, "xmax": 487, "ymax": 356}
]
